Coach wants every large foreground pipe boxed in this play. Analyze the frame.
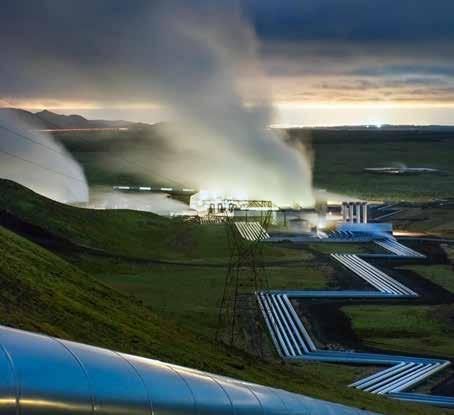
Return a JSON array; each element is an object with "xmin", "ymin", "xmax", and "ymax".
[{"xmin": 0, "ymin": 325, "xmax": 378, "ymax": 415}]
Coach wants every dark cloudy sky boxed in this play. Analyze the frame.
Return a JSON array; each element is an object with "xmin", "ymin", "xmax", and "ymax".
[{"xmin": 1, "ymin": 0, "xmax": 454, "ymax": 126}]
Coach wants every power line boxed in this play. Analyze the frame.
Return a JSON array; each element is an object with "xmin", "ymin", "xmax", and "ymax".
[
  {"xmin": 0, "ymin": 101, "xmax": 180, "ymax": 187},
  {"xmin": 32, "ymin": 110, "xmax": 179, "ymax": 186},
  {"xmin": 0, "ymin": 118, "xmax": 177, "ymax": 187},
  {"xmin": 0, "ymin": 124, "xmax": 67, "ymax": 157},
  {"xmin": 0, "ymin": 98, "xmax": 72, "ymax": 159},
  {"xmin": 0, "ymin": 148, "xmax": 86, "ymax": 184},
  {"xmin": 55, "ymin": 128, "xmax": 180, "ymax": 187},
  {"xmin": 0, "ymin": 101, "xmax": 87, "ymax": 185}
]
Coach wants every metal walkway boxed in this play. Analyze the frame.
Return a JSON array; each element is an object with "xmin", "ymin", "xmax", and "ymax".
[{"xmin": 256, "ymin": 236, "xmax": 454, "ymax": 408}]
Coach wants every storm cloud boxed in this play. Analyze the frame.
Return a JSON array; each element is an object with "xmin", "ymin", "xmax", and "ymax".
[{"xmin": 1, "ymin": 0, "xmax": 454, "ymax": 124}]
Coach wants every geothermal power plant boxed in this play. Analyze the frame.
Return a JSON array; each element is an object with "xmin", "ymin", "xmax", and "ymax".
[
  {"xmin": 341, "ymin": 202, "xmax": 368, "ymax": 224},
  {"xmin": 2, "ymin": 2, "xmax": 453, "ymax": 414},
  {"xmin": 1, "ymin": 197, "xmax": 453, "ymax": 413}
]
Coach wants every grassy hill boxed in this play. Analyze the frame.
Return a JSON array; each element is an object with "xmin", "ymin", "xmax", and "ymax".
[
  {"xmin": 0, "ymin": 108, "xmax": 132, "ymax": 130},
  {"xmin": 0, "ymin": 179, "xmax": 302, "ymax": 262},
  {"xmin": 0, "ymin": 179, "xmax": 452, "ymax": 414}
]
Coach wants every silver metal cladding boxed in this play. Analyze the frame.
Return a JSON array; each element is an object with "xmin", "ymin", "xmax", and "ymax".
[{"xmin": 0, "ymin": 325, "xmax": 379, "ymax": 415}]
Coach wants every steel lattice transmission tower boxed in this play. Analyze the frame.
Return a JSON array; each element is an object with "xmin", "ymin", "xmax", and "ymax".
[{"xmin": 216, "ymin": 201, "xmax": 272, "ymax": 356}]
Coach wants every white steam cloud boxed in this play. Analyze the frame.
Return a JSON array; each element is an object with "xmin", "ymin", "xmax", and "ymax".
[
  {"xmin": 110, "ymin": 2, "xmax": 314, "ymax": 207},
  {"xmin": 87, "ymin": 187, "xmax": 189, "ymax": 216},
  {"xmin": 0, "ymin": 109, "xmax": 88, "ymax": 203}
]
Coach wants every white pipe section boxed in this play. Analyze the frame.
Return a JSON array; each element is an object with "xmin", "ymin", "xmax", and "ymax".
[
  {"xmin": 281, "ymin": 295, "xmax": 317, "ymax": 352},
  {"xmin": 259, "ymin": 294, "xmax": 291, "ymax": 357},
  {"xmin": 375, "ymin": 364, "xmax": 436, "ymax": 394},
  {"xmin": 265, "ymin": 294, "xmax": 296, "ymax": 356},
  {"xmin": 375, "ymin": 240, "xmax": 424, "ymax": 258},
  {"xmin": 363, "ymin": 203, "xmax": 368, "ymax": 223},
  {"xmin": 355, "ymin": 203, "xmax": 362, "ymax": 223},
  {"xmin": 363, "ymin": 364, "xmax": 424, "ymax": 393},
  {"xmin": 391, "ymin": 362, "xmax": 450, "ymax": 393},
  {"xmin": 331, "ymin": 254, "xmax": 395, "ymax": 294},
  {"xmin": 258, "ymin": 294, "xmax": 289, "ymax": 357},
  {"xmin": 269, "ymin": 294, "xmax": 300, "ymax": 356},
  {"xmin": 345, "ymin": 255, "xmax": 418, "ymax": 296},
  {"xmin": 275, "ymin": 295, "xmax": 306, "ymax": 354},
  {"xmin": 340, "ymin": 257, "xmax": 395, "ymax": 293},
  {"xmin": 351, "ymin": 363, "xmax": 409, "ymax": 389}
]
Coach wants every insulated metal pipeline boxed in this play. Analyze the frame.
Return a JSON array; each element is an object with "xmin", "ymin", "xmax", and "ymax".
[
  {"xmin": 0, "ymin": 326, "xmax": 378, "ymax": 415},
  {"xmin": 355, "ymin": 203, "xmax": 361, "ymax": 223},
  {"xmin": 342, "ymin": 202, "xmax": 348, "ymax": 222}
]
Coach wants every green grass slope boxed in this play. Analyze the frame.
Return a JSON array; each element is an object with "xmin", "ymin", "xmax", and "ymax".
[
  {"xmin": 0, "ymin": 179, "xmax": 301, "ymax": 262},
  {"xmin": 342, "ymin": 303, "xmax": 454, "ymax": 359},
  {"xmin": 0, "ymin": 179, "xmax": 217, "ymax": 260},
  {"xmin": 78, "ymin": 256, "xmax": 333, "ymax": 339},
  {"xmin": 399, "ymin": 265, "xmax": 454, "ymax": 294}
]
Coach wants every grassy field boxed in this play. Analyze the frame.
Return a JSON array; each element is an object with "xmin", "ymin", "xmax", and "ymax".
[
  {"xmin": 288, "ymin": 129, "xmax": 454, "ymax": 201},
  {"xmin": 342, "ymin": 303, "xmax": 454, "ymax": 359},
  {"xmin": 393, "ymin": 207, "xmax": 454, "ymax": 238},
  {"xmin": 398, "ymin": 264, "xmax": 454, "ymax": 294},
  {"xmin": 1, "ymin": 180, "xmax": 453, "ymax": 414},
  {"xmin": 77, "ymin": 255, "xmax": 333, "ymax": 338}
]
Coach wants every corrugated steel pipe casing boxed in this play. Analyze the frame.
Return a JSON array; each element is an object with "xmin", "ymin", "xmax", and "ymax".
[{"xmin": 0, "ymin": 326, "xmax": 378, "ymax": 415}]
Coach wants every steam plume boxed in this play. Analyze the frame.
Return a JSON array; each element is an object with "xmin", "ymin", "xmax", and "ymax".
[
  {"xmin": 87, "ymin": 187, "xmax": 188, "ymax": 215},
  {"xmin": 111, "ymin": 2, "xmax": 314, "ymax": 207},
  {"xmin": 0, "ymin": 109, "xmax": 88, "ymax": 203}
]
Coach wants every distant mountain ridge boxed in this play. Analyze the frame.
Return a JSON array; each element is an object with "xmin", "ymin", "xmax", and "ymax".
[
  {"xmin": 36, "ymin": 109, "xmax": 94, "ymax": 129},
  {"xmin": 0, "ymin": 108, "xmax": 133, "ymax": 130},
  {"xmin": 2, "ymin": 107, "xmax": 454, "ymax": 131}
]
